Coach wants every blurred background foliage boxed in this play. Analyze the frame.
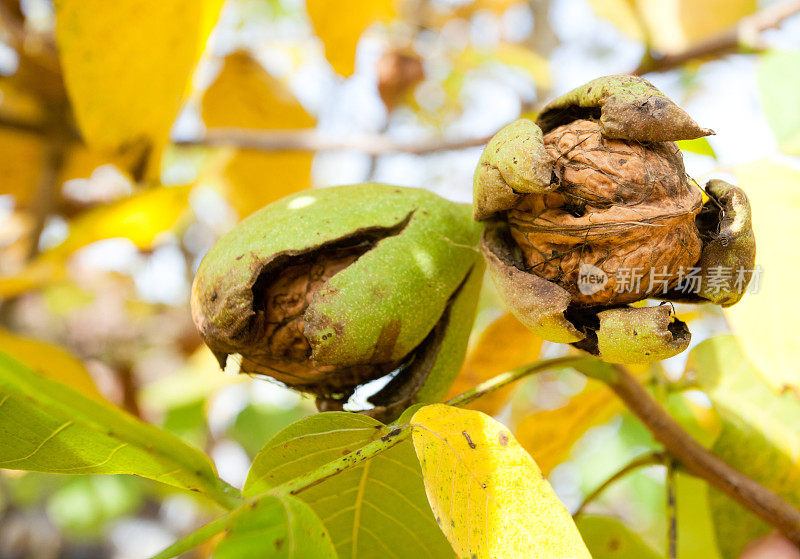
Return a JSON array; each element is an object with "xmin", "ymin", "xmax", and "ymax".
[{"xmin": 0, "ymin": 0, "xmax": 799, "ymax": 557}]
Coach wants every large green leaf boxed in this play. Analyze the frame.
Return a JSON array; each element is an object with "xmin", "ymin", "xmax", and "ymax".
[
  {"xmin": 686, "ymin": 336, "xmax": 800, "ymax": 558},
  {"xmin": 244, "ymin": 412, "xmax": 453, "ymax": 558},
  {"xmin": 758, "ymin": 51, "xmax": 800, "ymax": 155},
  {"xmin": 214, "ymin": 494, "xmax": 337, "ymax": 558},
  {"xmin": 576, "ymin": 516, "xmax": 661, "ymax": 559},
  {"xmin": 0, "ymin": 351, "xmax": 236, "ymax": 508}
]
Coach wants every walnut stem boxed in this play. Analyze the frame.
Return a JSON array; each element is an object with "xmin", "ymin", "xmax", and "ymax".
[
  {"xmin": 633, "ymin": 0, "xmax": 800, "ymax": 75},
  {"xmin": 608, "ymin": 363, "xmax": 800, "ymax": 546},
  {"xmin": 667, "ymin": 457, "xmax": 678, "ymax": 559},
  {"xmin": 573, "ymin": 450, "xmax": 667, "ymax": 518},
  {"xmin": 444, "ymin": 355, "xmax": 593, "ymax": 408}
]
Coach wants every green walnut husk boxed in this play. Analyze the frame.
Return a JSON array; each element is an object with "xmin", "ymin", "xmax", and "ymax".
[
  {"xmin": 474, "ymin": 75, "xmax": 756, "ymax": 364},
  {"xmin": 191, "ymin": 184, "xmax": 483, "ymax": 421}
]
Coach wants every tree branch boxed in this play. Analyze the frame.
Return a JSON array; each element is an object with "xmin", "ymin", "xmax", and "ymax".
[
  {"xmin": 176, "ymin": 127, "xmax": 493, "ymax": 156},
  {"xmin": 25, "ymin": 116, "xmax": 68, "ymax": 261},
  {"xmin": 608, "ymin": 364, "xmax": 800, "ymax": 546},
  {"xmin": 634, "ymin": 0, "xmax": 800, "ymax": 75}
]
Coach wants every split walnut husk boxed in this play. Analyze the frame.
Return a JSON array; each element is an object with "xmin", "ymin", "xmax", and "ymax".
[
  {"xmin": 474, "ymin": 75, "xmax": 756, "ymax": 364},
  {"xmin": 191, "ymin": 184, "xmax": 483, "ymax": 421}
]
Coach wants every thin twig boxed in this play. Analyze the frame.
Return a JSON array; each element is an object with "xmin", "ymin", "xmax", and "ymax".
[
  {"xmin": 0, "ymin": 115, "xmax": 49, "ymax": 135},
  {"xmin": 25, "ymin": 112, "xmax": 68, "ymax": 261},
  {"xmin": 608, "ymin": 364, "xmax": 800, "ymax": 545},
  {"xmin": 0, "ymin": 0, "xmax": 26, "ymax": 48},
  {"xmin": 176, "ymin": 127, "xmax": 493, "ymax": 156},
  {"xmin": 634, "ymin": 0, "xmax": 800, "ymax": 75},
  {"xmin": 118, "ymin": 366, "xmax": 143, "ymax": 419},
  {"xmin": 444, "ymin": 355, "xmax": 593, "ymax": 408},
  {"xmin": 667, "ymin": 458, "xmax": 677, "ymax": 559},
  {"xmin": 573, "ymin": 451, "xmax": 666, "ymax": 518}
]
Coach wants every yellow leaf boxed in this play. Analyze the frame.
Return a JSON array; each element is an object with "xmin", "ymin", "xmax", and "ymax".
[
  {"xmin": 446, "ymin": 312, "xmax": 543, "ymax": 415},
  {"xmin": 55, "ymin": 0, "xmax": 225, "ymax": 152},
  {"xmin": 0, "ymin": 127, "xmax": 45, "ymax": 206},
  {"xmin": 44, "ymin": 185, "xmax": 191, "ymax": 259},
  {"xmin": 202, "ymin": 52, "xmax": 316, "ymax": 216},
  {"xmin": 203, "ymin": 52, "xmax": 315, "ymax": 131},
  {"xmin": 726, "ymin": 160, "xmax": 800, "ymax": 393},
  {"xmin": 457, "ymin": 44, "xmax": 551, "ymax": 89},
  {"xmin": 0, "ymin": 127, "xmax": 140, "ymax": 209},
  {"xmin": 0, "ymin": 81, "xmax": 46, "ymax": 125},
  {"xmin": 411, "ymin": 404, "xmax": 591, "ymax": 559},
  {"xmin": 515, "ymin": 382, "xmax": 621, "ymax": 476},
  {"xmin": 0, "ymin": 261, "xmax": 60, "ymax": 298},
  {"xmin": 215, "ymin": 150, "xmax": 314, "ymax": 217},
  {"xmin": 635, "ymin": 0, "xmax": 755, "ymax": 53},
  {"xmin": 60, "ymin": 143, "xmax": 140, "ymax": 185},
  {"xmin": 306, "ymin": 0, "xmax": 395, "ymax": 76},
  {"xmin": 586, "ymin": 0, "xmax": 645, "ymax": 41},
  {"xmin": 0, "ymin": 186, "xmax": 190, "ymax": 297},
  {"xmin": 0, "ymin": 328, "xmax": 104, "ymax": 402}
]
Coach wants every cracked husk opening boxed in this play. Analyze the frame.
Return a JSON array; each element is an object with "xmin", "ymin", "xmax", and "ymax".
[{"xmin": 242, "ymin": 245, "xmax": 401, "ymax": 396}]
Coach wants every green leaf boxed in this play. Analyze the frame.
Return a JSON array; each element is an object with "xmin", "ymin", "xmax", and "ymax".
[
  {"xmin": 676, "ymin": 137, "xmax": 716, "ymax": 159},
  {"xmin": 758, "ymin": 51, "xmax": 800, "ymax": 155},
  {"xmin": 686, "ymin": 335, "xmax": 800, "ymax": 558},
  {"xmin": 215, "ymin": 494, "xmax": 337, "ymax": 559},
  {"xmin": 0, "ymin": 351, "xmax": 237, "ymax": 509},
  {"xmin": 231, "ymin": 404, "xmax": 308, "ymax": 457},
  {"xmin": 576, "ymin": 516, "xmax": 661, "ymax": 559},
  {"xmin": 47, "ymin": 475, "xmax": 143, "ymax": 536},
  {"xmin": 675, "ymin": 473, "xmax": 722, "ymax": 559},
  {"xmin": 245, "ymin": 412, "xmax": 453, "ymax": 558},
  {"xmin": 411, "ymin": 404, "xmax": 591, "ymax": 558}
]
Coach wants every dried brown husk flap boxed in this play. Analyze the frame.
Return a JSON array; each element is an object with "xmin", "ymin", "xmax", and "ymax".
[
  {"xmin": 663, "ymin": 179, "xmax": 756, "ymax": 307},
  {"xmin": 536, "ymin": 75, "xmax": 714, "ymax": 143}
]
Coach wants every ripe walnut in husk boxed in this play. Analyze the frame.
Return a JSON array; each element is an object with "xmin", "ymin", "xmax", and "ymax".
[
  {"xmin": 508, "ymin": 118, "xmax": 703, "ymax": 305},
  {"xmin": 191, "ymin": 184, "xmax": 483, "ymax": 421},
  {"xmin": 474, "ymin": 75, "xmax": 756, "ymax": 363}
]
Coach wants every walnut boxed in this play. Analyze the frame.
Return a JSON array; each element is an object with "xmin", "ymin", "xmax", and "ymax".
[
  {"xmin": 472, "ymin": 75, "xmax": 756, "ymax": 364},
  {"xmin": 506, "ymin": 119, "xmax": 703, "ymax": 305},
  {"xmin": 190, "ymin": 183, "xmax": 483, "ymax": 420}
]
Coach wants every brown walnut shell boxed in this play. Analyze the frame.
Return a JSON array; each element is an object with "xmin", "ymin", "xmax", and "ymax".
[
  {"xmin": 507, "ymin": 119, "xmax": 703, "ymax": 305},
  {"xmin": 243, "ymin": 246, "xmax": 399, "ymax": 396}
]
